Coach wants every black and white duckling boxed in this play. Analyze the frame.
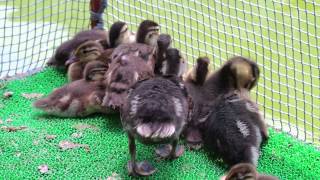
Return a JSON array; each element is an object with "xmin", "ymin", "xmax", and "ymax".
[
  {"xmin": 203, "ymin": 89, "xmax": 268, "ymax": 167},
  {"xmin": 221, "ymin": 163, "xmax": 279, "ymax": 180},
  {"xmin": 34, "ymin": 61, "xmax": 112, "ymax": 117},
  {"xmin": 47, "ymin": 29, "xmax": 108, "ymax": 68},
  {"xmin": 160, "ymin": 48, "xmax": 188, "ymax": 78},
  {"xmin": 120, "ymin": 51, "xmax": 189, "ymax": 176},
  {"xmin": 102, "ymin": 54, "xmax": 155, "ymax": 109}
]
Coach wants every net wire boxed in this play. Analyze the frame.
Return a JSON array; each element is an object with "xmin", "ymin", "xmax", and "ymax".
[{"xmin": 0, "ymin": 0, "xmax": 319, "ymax": 147}]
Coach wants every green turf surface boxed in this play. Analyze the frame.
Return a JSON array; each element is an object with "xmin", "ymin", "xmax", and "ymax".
[
  {"xmin": 0, "ymin": 68, "xmax": 319, "ymax": 179},
  {"xmin": 1, "ymin": 0, "xmax": 319, "ymax": 146}
]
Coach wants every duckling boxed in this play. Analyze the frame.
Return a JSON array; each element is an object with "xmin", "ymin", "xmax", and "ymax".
[
  {"xmin": 107, "ymin": 21, "xmax": 136, "ymax": 48},
  {"xmin": 136, "ymin": 20, "xmax": 160, "ymax": 46},
  {"xmin": 67, "ymin": 40, "xmax": 105, "ymax": 81},
  {"xmin": 110, "ymin": 20, "xmax": 160, "ymax": 65},
  {"xmin": 102, "ymin": 54, "xmax": 155, "ymax": 109},
  {"xmin": 120, "ymin": 53, "xmax": 189, "ymax": 176},
  {"xmin": 203, "ymin": 89, "xmax": 268, "ymax": 167},
  {"xmin": 161, "ymin": 48, "xmax": 188, "ymax": 78},
  {"xmin": 47, "ymin": 29, "xmax": 108, "ymax": 68},
  {"xmin": 182, "ymin": 57, "xmax": 211, "ymax": 149},
  {"xmin": 34, "ymin": 61, "xmax": 112, "ymax": 117},
  {"xmin": 183, "ymin": 56, "xmax": 261, "ymax": 150},
  {"xmin": 154, "ymin": 34, "xmax": 172, "ymax": 75},
  {"xmin": 221, "ymin": 163, "xmax": 279, "ymax": 180}
]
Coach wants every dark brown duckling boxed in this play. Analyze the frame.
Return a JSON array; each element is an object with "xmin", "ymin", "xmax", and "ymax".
[
  {"xmin": 182, "ymin": 57, "xmax": 211, "ymax": 149},
  {"xmin": 47, "ymin": 29, "xmax": 108, "ymax": 68},
  {"xmin": 34, "ymin": 61, "xmax": 112, "ymax": 117},
  {"xmin": 107, "ymin": 21, "xmax": 136, "ymax": 48},
  {"xmin": 102, "ymin": 54, "xmax": 155, "ymax": 109},
  {"xmin": 136, "ymin": 20, "xmax": 160, "ymax": 47},
  {"xmin": 221, "ymin": 163, "xmax": 279, "ymax": 180},
  {"xmin": 161, "ymin": 48, "xmax": 188, "ymax": 78},
  {"xmin": 120, "ymin": 52, "xmax": 189, "ymax": 176},
  {"xmin": 204, "ymin": 89, "xmax": 268, "ymax": 167},
  {"xmin": 154, "ymin": 34, "xmax": 172, "ymax": 75}
]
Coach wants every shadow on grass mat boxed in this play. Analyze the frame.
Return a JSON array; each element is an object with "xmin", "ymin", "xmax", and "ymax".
[{"xmin": 0, "ymin": 68, "xmax": 319, "ymax": 179}]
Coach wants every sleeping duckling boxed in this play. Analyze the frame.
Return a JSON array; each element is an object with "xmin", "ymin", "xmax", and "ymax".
[
  {"xmin": 120, "ymin": 51, "xmax": 189, "ymax": 176},
  {"xmin": 203, "ymin": 89, "xmax": 268, "ymax": 167},
  {"xmin": 34, "ymin": 61, "xmax": 112, "ymax": 117},
  {"xmin": 102, "ymin": 54, "xmax": 155, "ymax": 109},
  {"xmin": 221, "ymin": 163, "xmax": 279, "ymax": 180},
  {"xmin": 47, "ymin": 29, "xmax": 108, "ymax": 69}
]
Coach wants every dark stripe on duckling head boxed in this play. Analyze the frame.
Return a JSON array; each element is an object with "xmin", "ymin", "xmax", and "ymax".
[
  {"xmin": 109, "ymin": 21, "xmax": 127, "ymax": 48},
  {"xmin": 136, "ymin": 20, "xmax": 159, "ymax": 44}
]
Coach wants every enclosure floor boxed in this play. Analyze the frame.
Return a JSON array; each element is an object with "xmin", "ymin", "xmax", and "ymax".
[{"xmin": 0, "ymin": 68, "xmax": 319, "ymax": 179}]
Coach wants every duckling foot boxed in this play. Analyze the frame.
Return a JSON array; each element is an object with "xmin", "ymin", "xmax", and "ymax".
[
  {"xmin": 155, "ymin": 144, "xmax": 184, "ymax": 159},
  {"xmin": 127, "ymin": 160, "xmax": 156, "ymax": 176}
]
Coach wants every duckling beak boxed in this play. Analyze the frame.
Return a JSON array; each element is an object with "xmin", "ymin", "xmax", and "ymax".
[{"xmin": 65, "ymin": 55, "xmax": 79, "ymax": 66}]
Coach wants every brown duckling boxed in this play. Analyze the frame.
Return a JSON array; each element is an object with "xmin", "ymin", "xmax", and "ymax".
[
  {"xmin": 67, "ymin": 40, "xmax": 105, "ymax": 82},
  {"xmin": 102, "ymin": 54, "xmax": 155, "ymax": 109},
  {"xmin": 136, "ymin": 20, "xmax": 160, "ymax": 46},
  {"xmin": 34, "ymin": 61, "xmax": 112, "ymax": 117},
  {"xmin": 107, "ymin": 21, "xmax": 136, "ymax": 48},
  {"xmin": 183, "ymin": 56, "xmax": 261, "ymax": 149},
  {"xmin": 120, "ymin": 52, "xmax": 189, "ymax": 176},
  {"xmin": 203, "ymin": 89, "xmax": 268, "ymax": 167},
  {"xmin": 47, "ymin": 29, "xmax": 108, "ymax": 69},
  {"xmin": 221, "ymin": 163, "xmax": 279, "ymax": 180}
]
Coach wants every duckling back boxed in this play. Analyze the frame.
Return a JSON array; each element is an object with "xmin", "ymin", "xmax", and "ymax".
[
  {"xmin": 204, "ymin": 90, "xmax": 268, "ymax": 167},
  {"xmin": 121, "ymin": 76, "xmax": 188, "ymax": 143}
]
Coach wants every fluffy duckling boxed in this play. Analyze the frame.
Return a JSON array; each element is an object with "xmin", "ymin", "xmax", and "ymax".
[
  {"xmin": 221, "ymin": 163, "xmax": 279, "ymax": 180},
  {"xmin": 120, "ymin": 52, "xmax": 189, "ymax": 176},
  {"xmin": 183, "ymin": 56, "xmax": 261, "ymax": 149},
  {"xmin": 47, "ymin": 29, "xmax": 108, "ymax": 68},
  {"xmin": 102, "ymin": 54, "xmax": 155, "ymax": 109},
  {"xmin": 204, "ymin": 89, "xmax": 268, "ymax": 167},
  {"xmin": 67, "ymin": 40, "xmax": 105, "ymax": 81},
  {"xmin": 34, "ymin": 61, "xmax": 112, "ymax": 117}
]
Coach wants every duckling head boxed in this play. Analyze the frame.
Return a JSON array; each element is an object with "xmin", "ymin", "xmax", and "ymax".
[
  {"xmin": 162, "ymin": 48, "xmax": 187, "ymax": 77},
  {"xmin": 224, "ymin": 56, "xmax": 260, "ymax": 90},
  {"xmin": 157, "ymin": 34, "xmax": 172, "ymax": 51},
  {"xmin": 221, "ymin": 163, "xmax": 258, "ymax": 180},
  {"xmin": 136, "ymin": 20, "xmax": 160, "ymax": 46},
  {"xmin": 109, "ymin": 21, "xmax": 135, "ymax": 48},
  {"xmin": 83, "ymin": 61, "xmax": 108, "ymax": 81},
  {"xmin": 65, "ymin": 40, "xmax": 104, "ymax": 65}
]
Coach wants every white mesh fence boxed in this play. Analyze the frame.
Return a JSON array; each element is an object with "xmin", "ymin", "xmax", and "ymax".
[{"xmin": 0, "ymin": 0, "xmax": 319, "ymax": 147}]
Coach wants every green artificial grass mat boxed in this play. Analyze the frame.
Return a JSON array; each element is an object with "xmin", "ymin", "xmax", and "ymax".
[{"xmin": 0, "ymin": 68, "xmax": 319, "ymax": 179}]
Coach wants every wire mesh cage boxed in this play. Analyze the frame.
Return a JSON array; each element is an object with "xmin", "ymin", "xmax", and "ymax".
[{"xmin": 0, "ymin": 0, "xmax": 319, "ymax": 147}]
